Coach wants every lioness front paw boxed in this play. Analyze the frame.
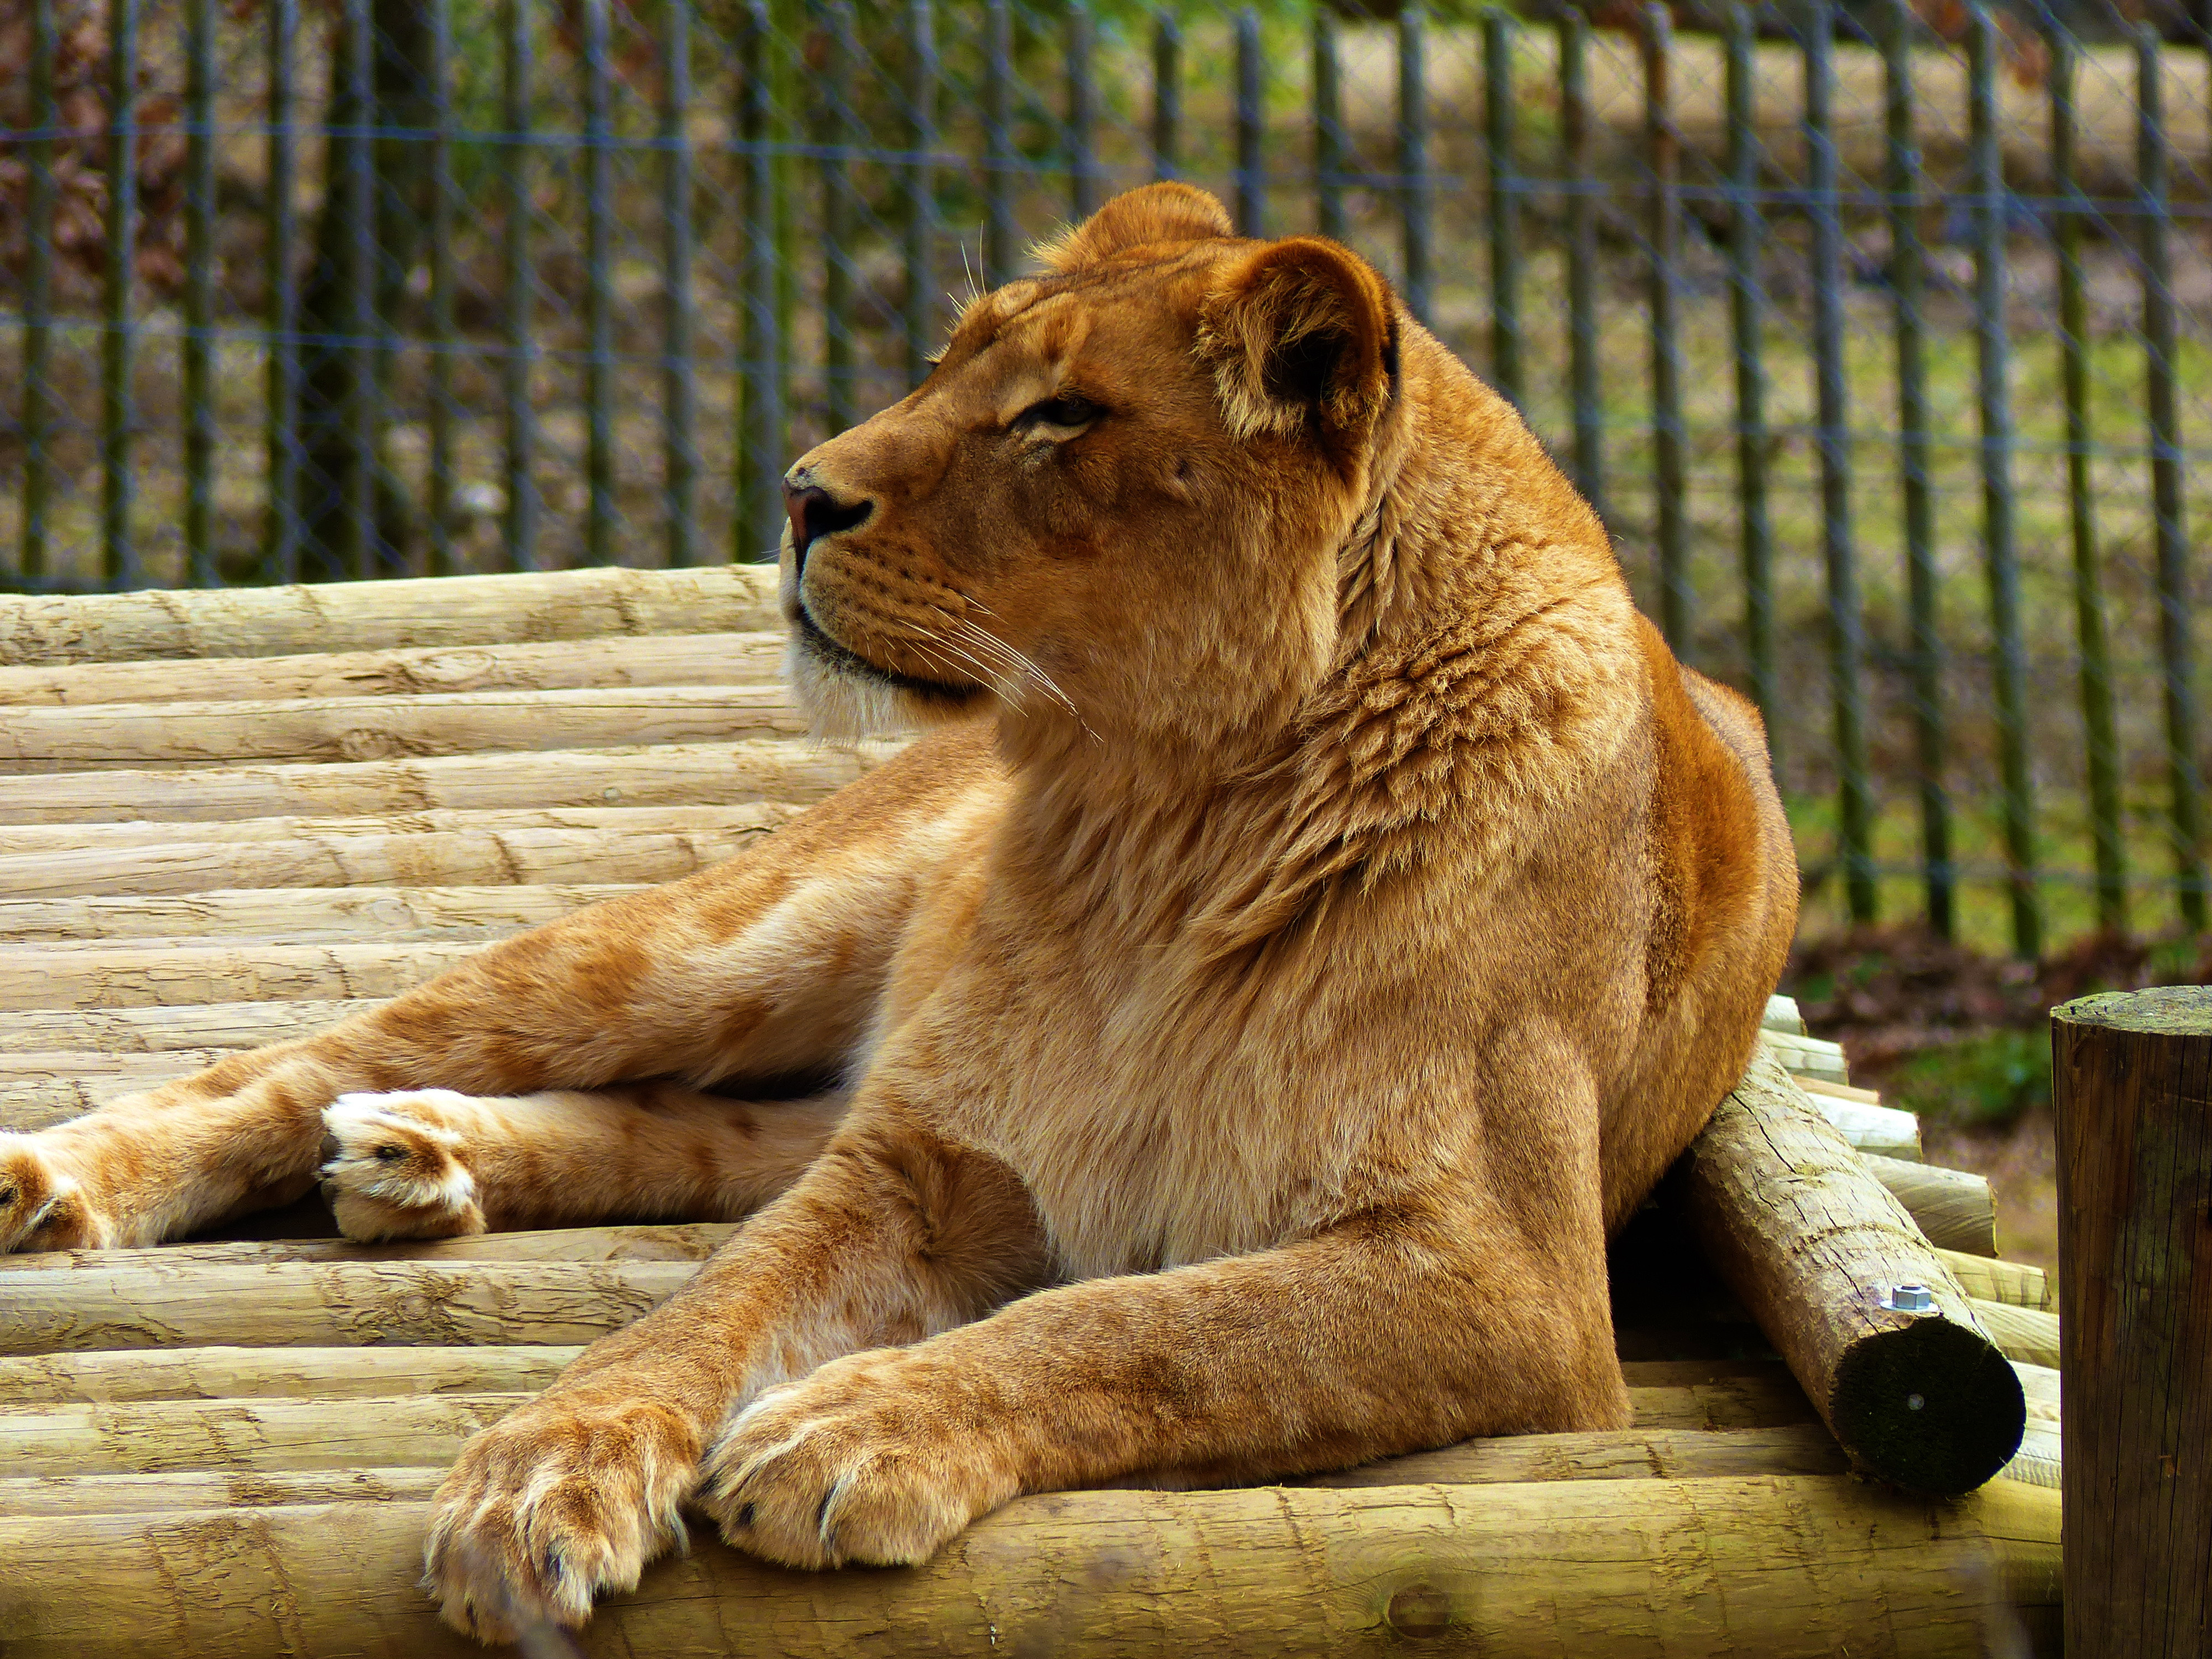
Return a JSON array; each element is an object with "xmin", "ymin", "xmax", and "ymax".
[
  {"xmin": 321, "ymin": 1092, "xmax": 487, "ymax": 1241},
  {"xmin": 695, "ymin": 1349, "xmax": 1018, "ymax": 1570},
  {"xmin": 423, "ymin": 1392, "xmax": 700, "ymax": 1642},
  {"xmin": 0, "ymin": 1135, "xmax": 114, "ymax": 1252}
]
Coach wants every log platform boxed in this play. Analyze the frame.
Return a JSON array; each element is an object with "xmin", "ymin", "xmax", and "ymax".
[{"xmin": 0, "ymin": 570, "xmax": 2062, "ymax": 1657}]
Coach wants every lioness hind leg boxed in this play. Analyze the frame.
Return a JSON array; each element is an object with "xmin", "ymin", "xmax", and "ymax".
[
  {"xmin": 320, "ymin": 1085, "xmax": 849, "ymax": 1241},
  {"xmin": 0, "ymin": 724, "xmax": 1006, "ymax": 1254}
]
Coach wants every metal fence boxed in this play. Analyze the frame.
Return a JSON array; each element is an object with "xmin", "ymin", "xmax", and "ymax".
[{"xmin": 4, "ymin": 0, "xmax": 2212, "ymax": 956}]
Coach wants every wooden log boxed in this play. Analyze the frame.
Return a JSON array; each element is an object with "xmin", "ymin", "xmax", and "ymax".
[
  {"xmin": 0, "ymin": 802, "xmax": 805, "ymax": 859},
  {"xmin": 2013, "ymin": 1361, "xmax": 2060, "ymax": 1417},
  {"xmin": 0, "ymin": 1465, "xmax": 448, "ymax": 1516},
  {"xmin": 0, "ymin": 999, "xmax": 377, "ymax": 1054},
  {"xmin": 0, "ymin": 1259, "xmax": 698, "ymax": 1352},
  {"xmin": 0, "ymin": 1477, "xmax": 2061, "ymax": 1659},
  {"xmin": 0, "ymin": 685, "xmax": 809, "ymax": 773},
  {"xmin": 1761, "ymin": 1027, "xmax": 1850, "ymax": 1082},
  {"xmin": 0, "ymin": 1426, "xmax": 1840, "ymax": 1519},
  {"xmin": 0, "ymin": 1344, "xmax": 581, "ymax": 1404},
  {"xmin": 1761, "ymin": 993, "xmax": 1804, "ymax": 1034},
  {"xmin": 2053, "ymin": 986, "xmax": 2212, "ymax": 1659},
  {"xmin": 0, "ymin": 740, "xmax": 896, "ymax": 826},
  {"xmin": 0, "ymin": 1389, "xmax": 1829, "ymax": 1483},
  {"xmin": 1, "ymin": 1075, "xmax": 223, "ymax": 1131},
  {"xmin": 0, "ymin": 1347, "xmax": 1808, "ymax": 1431},
  {"xmin": 0, "ymin": 810, "xmax": 792, "ymax": 901},
  {"xmin": 1937, "ymin": 1250, "xmax": 2052, "ymax": 1312},
  {"xmin": 2004, "ymin": 1418, "xmax": 2063, "ymax": 1490},
  {"xmin": 0, "ymin": 884, "xmax": 641, "ymax": 942},
  {"xmin": 1969, "ymin": 1301, "xmax": 2061, "ymax": 1370},
  {"xmin": 0, "ymin": 1390, "xmax": 533, "ymax": 1475},
  {"xmin": 1863, "ymin": 1154, "xmax": 2000, "ymax": 1257},
  {"xmin": 1807, "ymin": 1092, "xmax": 1923, "ymax": 1161},
  {"xmin": 1301, "ymin": 1423, "xmax": 1847, "ymax": 1486},
  {"xmin": 0, "ymin": 564, "xmax": 782, "ymax": 666},
  {"xmin": 0, "ymin": 939, "xmax": 487, "ymax": 1011},
  {"xmin": 7, "ymin": 1222, "xmax": 743, "ymax": 1272},
  {"xmin": 1674, "ymin": 1046, "xmax": 2027, "ymax": 1494},
  {"xmin": 0, "ymin": 632, "xmax": 787, "ymax": 707}
]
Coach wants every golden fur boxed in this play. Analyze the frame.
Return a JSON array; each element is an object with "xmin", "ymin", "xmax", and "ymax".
[{"xmin": 0, "ymin": 184, "xmax": 1796, "ymax": 1641}]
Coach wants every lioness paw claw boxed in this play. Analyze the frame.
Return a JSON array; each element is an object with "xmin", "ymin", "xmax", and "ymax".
[
  {"xmin": 423, "ymin": 1397, "xmax": 697, "ymax": 1642},
  {"xmin": 0, "ymin": 1135, "xmax": 112, "ymax": 1253},
  {"xmin": 696, "ymin": 1353, "xmax": 1012, "ymax": 1571},
  {"xmin": 321, "ymin": 1091, "xmax": 487, "ymax": 1241}
]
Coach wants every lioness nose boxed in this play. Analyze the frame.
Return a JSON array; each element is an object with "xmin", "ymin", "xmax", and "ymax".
[{"xmin": 782, "ymin": 476, "xmax": 873, "ymax": 574}]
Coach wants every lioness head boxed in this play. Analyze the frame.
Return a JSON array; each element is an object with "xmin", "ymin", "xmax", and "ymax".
[{"xmin": 779, "ymin": 183, "xmax": 1413, "ymax": 753}]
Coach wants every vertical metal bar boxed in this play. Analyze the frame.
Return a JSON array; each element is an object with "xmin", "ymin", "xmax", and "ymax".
[
  {"xmin": 426, "ymin": 0, "xmax": 458, "ymax": 575},
  {"xmin": 183, "ymin": 0, "xmax": 218, "ymax": 587},
  {"xmin": 741, "ymin": 0, "xmax": 785, "ymax": 556},
  {"xmin": 1726, "ymin": 6, "xmax": 1775, "ymax": 757},
  {"xmin": 1151, "ymin": 12, "xmax": 1180, "ymax": 183},
  {"xmin": 101, "ymin": 0, "xmax": 140, "ymax": 591},
  {"xmin": 582, "ymin": 0, "xmax": 615, "ymax": 568},
  {"xmin": 19, "ymin": 0, "xmax": 56, "ymax": 584},
  {"xmin": 1313, "ymin": 11, "xmax": 1345, "ymax": 242},
  {"xmin": 1398, "ymin": 9, "xmax": 1431, "ymax": 325},
  {"xmin": 903, "ymin": 0, "xmax": 936, "ymax": 390},
  {"xmin": 983, "ymin": 0, "xmax": 1014, "ymax": 287},
  {"xmin": 1807, "ymin": 0, "xmax": 1874, "ymax": 922},
  {"xmin": 264, "ymin": 0, "xmax": 301, "ymax": 583},
  {"xmin": 1885, "ymin": 0, "xmax": 1950, "ymax": 936},
  {"xmin": 1561, "ymin": 9, "xmax": 1603, "ymax": 524},
  {"xmin": 1642, "ymin": 5, "xmax": 1687, "ymax": 655},
  {"xmin": 659, "ymin": 0, "xmax": 697, "ymax": 566},
  {"xmin": 2051, "ymin": 28, "xmax": 2126, "ymax": 933},
  {"xmin": 501, "ymin": 0, "xmax": 538, "ymax": 571},
  {"xmin": 1067, "ymin": 8, "xmax": 1097, "ymax": 222},
  {"xmin": 1484, "ymin": 8, "xmax": 1519, "ymax": 404},
  {"xmin": 2138, "ymin": 24, "xmax": 2206, "ymax": 929},
  {"xmin": 341, "ymin": 0, "xmax": 376, "ymax": 578},
  {"xmin": 1235, "ymin": 8, "xmax": 1264, "ymax": 238},
  {"xmin": 819, "ymin": 0, "xmax": 855, "ymax": 436},
  {"xmin": 1970, "ymin": 4, "xmax": 2039, "ymax": 955}
]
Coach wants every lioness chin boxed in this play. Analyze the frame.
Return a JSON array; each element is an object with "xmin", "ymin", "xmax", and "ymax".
[{"xmin": 0, "ymin": 183, "xmax": 1794, "ymax": 1641}]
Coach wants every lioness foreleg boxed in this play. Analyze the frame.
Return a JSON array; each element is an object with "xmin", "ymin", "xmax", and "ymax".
[
  {"xmin": 319, "ymin": 1084, "xmax": 848, "ymax": 1240},
  {"xmin": 695, "ymin": 1197, "xmax": 1626, "ymax": 1572},
  {"xmin": 421, "ymin": 1114, "xmax": 1049, "ymax": 1641}
]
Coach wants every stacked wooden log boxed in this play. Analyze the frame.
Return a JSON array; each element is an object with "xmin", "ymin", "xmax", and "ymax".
[{"xmin": 0, "ymin": 569, "xmax": 2060, "ymax": 1657}]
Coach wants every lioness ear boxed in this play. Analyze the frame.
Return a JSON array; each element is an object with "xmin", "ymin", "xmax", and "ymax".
[
  {"xmin": 1196, "ymin": 237, "xmax": 1397, "ymax": 453},
  {"xmin": 1036, "ymin": 182, "xmax": 1234, "ymax": 272}
]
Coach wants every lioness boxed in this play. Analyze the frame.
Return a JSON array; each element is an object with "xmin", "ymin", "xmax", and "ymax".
[{"xmin": 0, "ymin": 185, "xmax": 1795, "ymax": 1639}]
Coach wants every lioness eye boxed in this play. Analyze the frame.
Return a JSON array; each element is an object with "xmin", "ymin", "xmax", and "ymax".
[{"xmin": 1018, "ymin": 393, "xmax": 1102, "ymax": 430}]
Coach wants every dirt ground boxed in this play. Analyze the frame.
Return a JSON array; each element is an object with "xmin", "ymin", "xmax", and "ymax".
[{"xmin": 1782, "ymin": 923, "xmax": 2212, "ymax": 1285}]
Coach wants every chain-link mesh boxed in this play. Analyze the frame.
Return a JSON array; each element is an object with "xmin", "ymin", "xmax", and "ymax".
[{"xmin": 3, "ymin": 0, "xmax": 2212, "ymax": 951}]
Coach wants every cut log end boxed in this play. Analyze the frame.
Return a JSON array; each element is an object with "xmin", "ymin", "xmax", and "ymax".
[{"xmin": 1828, "ymin": 1313, "xmax": 2029, "ymax": 1496}]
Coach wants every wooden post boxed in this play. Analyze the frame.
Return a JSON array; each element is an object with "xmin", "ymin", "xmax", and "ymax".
[{"xmin": 2054, "ymin": 986, "xmax": 2212, "ymax": 1658}]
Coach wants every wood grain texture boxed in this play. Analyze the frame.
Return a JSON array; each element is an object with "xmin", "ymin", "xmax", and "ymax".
[
  {"xmin": 0, "ymin": 801, "xmax": 807, "ymax": 858},
  {"xmin": 2053, "ymin": 986, "xmax": 2212, "ymax": 1659},
  {"xmin": 0, "ymin": 632, "xmax": 787, "ymax": 706},
  {"xmin": 1674, "ymin": 1046, "xmax": 2026, "ymax": 1494},
  {"xmin": 0, "ymin": 1258, "xmax": 700, "ymax": 1352},
  {"xmin": 0, "ymin": 938, "xmax": 488, "ymax": 1010},
  {"xmin": 0, "ymin": 1464, "xmax": 448, "ymax": 1515},
  {"xmin": 1863, "ymin": 1154, "xmax": 2000, "ymax": 1256},
  {"xmin": 0, "ymin": 685, "xmax": 810, "ymax": 772},
  {"xmin": 0, "ymin": 1390, "xmax": 533, "ymax": 1474},
  {"xmin": 0, "ymin": 884, "xmax": 644, "ymax": 941},
  {"xmin": 0, "ymin": 564, "xmax": 782, "ymax": 666},
  {"xmin": 4, "ymin": 1222, "xmax": 744, "ymax": 1272},
  {"xmin": 1, "ymin": 740, "xmax": 895, "ymax": 825},
  {"xmin": 1971, "ymin": 1301, "xmax": 2062, "ymax": 1370},
  {"xmin": 1938, "ymin": 1250, "xmax": 2052, "ymax": 1311},
  {"xmin": 0, "ymin": 1344, "xmax": 582, "ymax": 1403},
  {"xmin": 0, "ymin": 1477, "xmax": 2060, "ymax": 1659},
  {"xmin": 0, "ymin": 808, "xmax": 793, "ymax": 900}
]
